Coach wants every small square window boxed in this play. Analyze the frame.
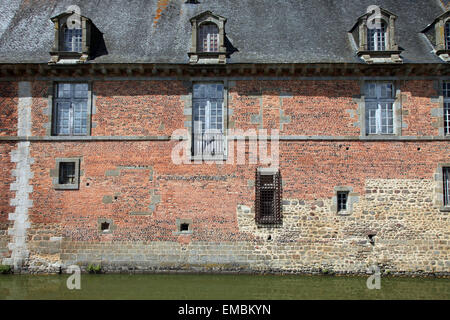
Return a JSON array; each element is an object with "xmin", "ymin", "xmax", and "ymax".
[
  {"xmin": 59, "ymin": 162, "xmax": 76, "ymax": 185},
  {"xmin": 52, "ymin": 158, "xmax": 80, "ymax": 190}
]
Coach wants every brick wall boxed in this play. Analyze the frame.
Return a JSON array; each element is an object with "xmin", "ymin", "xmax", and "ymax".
[
  {"xmin": 0, "ymin": 82, "xmax": 18, "ymax": 136},
  {"xmin": 0, "ymin": 78, "xmax": 449, "ymax": 274}
]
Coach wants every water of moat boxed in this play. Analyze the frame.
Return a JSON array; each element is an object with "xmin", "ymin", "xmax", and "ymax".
[{"xmin": 0, "ymin": 273, "xmax": 448, "ymax": 300}]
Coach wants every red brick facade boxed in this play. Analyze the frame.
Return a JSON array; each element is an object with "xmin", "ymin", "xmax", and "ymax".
[{"xmin": 1, "ymin": 78, "xmax": 449, "ymax": 274}]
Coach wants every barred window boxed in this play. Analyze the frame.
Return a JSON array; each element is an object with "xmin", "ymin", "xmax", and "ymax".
[
  {"xmin": 446, "ymin": 23, "xmax": 450, "ymax": 50},
  {"xmin": 444, "ymin": 81, "xmax": 450, "ymax": 136},
  {"xmin": 365, "ymin": 82, "xmax": 395, "ymax": 135},
  {"xmin": 367, "ymin": 22, "xmax": 386, "ymax": 51},
  {"xmin": 337, "ymin": 191, "xmax": 348, "ymax": 212},
  {"xmin": 255, "ymin": 169, "xmax": 282, "ymax": 225},
  {"xmin": 63, "ymin": 28, "xmax": 82, "ymax": 52},
  {"xmin": 444, "ymin": 167, "xmax": 450, "ymax": 207},
  {"xmin": 198, "ymin": 23, "xmax": 219, "ymax": 53},
  {"xmin": 192, "ymin": 83, "xmax": 224, "ymax": 157},
  {"xmin": 53, "ymin": 83, "xmax": 89, "ymax": 136}
]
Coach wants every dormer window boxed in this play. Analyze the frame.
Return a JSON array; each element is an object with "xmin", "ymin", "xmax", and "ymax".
[
  {"xmin": 349, "ymin": 5, "xmax": 402, "ymax": 64},
  {"xmin": 422, "ymin": 10, "xmax": 450, "ymax": 62},
  {"xmin": 189, "ymin": 11, "xmax": 227, "ymax": 64},
  {"xmin": 49, "ymin": 10, "xmax": 96, "ymax": 64},
  {"xmin": 198, "ymin": 23, "xmax": 219, "ymax": 53}
]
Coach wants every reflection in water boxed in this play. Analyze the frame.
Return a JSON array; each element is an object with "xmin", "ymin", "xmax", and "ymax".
[{"xmin": 0, "ymin": 274, "xmax": 448, "ymax": 300}]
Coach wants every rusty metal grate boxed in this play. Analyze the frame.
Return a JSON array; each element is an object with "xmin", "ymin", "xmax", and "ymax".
[{"xmin": 255, "ymin": 169, "xmax": 282, "ymax": 225}]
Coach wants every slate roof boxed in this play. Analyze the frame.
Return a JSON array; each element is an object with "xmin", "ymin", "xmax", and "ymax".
[{"xmin": 0, "ymin": 0, "xmax": 447, "ymax": 64}]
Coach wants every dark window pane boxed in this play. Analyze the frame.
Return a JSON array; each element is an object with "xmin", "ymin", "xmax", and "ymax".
[
  {"xmin": 59, "ymin": 162, "xmax": 76, "ymax": 184},
  {"xmin": 444, "ymin": 168, "xmax": 450, "ymax": 207},
  {"xmin": 337, "ymin": 192, "xmax": 348, "ymax": 212}
]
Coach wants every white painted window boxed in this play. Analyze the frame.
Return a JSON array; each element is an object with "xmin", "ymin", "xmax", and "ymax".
[
  {"xmin": 367, "ymin": 22, "xmax": 386, "ymax": 51},
  {"xmin": 63, "ymin": 28, "xmax": 82, "ymax": 52},
  {"xmin": 365, "ymin": 82, "xmax": 394, "ymax": 135},
  {"xmin": 198, "ymin": 23, "xmax": 219, "ymax": 53},
  {"xmin": 192, "ymin": 83, "xmax": 224, "ymax": 156},
  {"xmin": 444, "ymin": 81, "xmax": 450, "ymax": 136}
]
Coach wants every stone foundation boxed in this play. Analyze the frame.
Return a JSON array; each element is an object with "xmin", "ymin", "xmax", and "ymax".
[{"xmin": 17, "ymin": 178, "xmax": 449, "ymax": 276}]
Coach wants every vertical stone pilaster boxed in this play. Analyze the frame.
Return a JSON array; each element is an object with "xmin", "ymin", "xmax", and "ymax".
[{"xmin": 2, "ymin": 82, "xmax": 34, "ymax": 271}]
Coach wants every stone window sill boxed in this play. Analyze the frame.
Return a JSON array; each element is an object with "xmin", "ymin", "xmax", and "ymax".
[
  {"xmin": 173, "ymin": 231, "xmax": 193, "ymax": 235},
  {"xmin": 54, "ymin": 184, "xmax": 79, "ymax": 190}
]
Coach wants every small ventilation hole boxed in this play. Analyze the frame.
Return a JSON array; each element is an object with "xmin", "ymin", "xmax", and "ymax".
[
  {"xmin": 368, "ymin": 234, "xmax": 375, "ymax": 245},
  {"xmin": 180, "ymin": 223, "xmax": 189, "ymax": 232},
  {"xmin": 267, "ymin": 235, "xmax": 272, "ymax": 241},
  {"xmin": 101, "ymin": 222, "xmax": 110, "ymax": 231}
]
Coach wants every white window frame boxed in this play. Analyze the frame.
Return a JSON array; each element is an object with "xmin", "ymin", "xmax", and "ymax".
[
  {"xmin": 192, "ymin": 83, "xmax": 226, "ymax": 159},
  {"xmin": 198, "ymin": 23, "xmax": 219, "ymax": 53},
  {"xmin": 365, "ymin": 82, "xmax": 395, "ymax": 135},
  {"xmin": 444, "ymin": 81, "xmax": 450, "ymax": 136},
  {"xmin": 63, "ymin": 27, "xmax": 82, "ymax": 52},
  {"xmin": 367, "ymin": 22, "xmax": 386, "ymax": 51}
]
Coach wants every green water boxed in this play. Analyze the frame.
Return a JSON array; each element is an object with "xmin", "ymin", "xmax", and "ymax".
[{"xmin": 0, "ymin": 274, "xmax": 448, "ymax": 300}]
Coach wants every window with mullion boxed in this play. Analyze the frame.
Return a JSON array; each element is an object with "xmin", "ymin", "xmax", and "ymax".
[
  {"xmin": 365, "ymin": 82, "xmax": 394, "ymax": 135},
  {"xmin": 198, "ymin": 24, "xmax": 219, "ymax": 53},
  {"xmin": 63, "ymin": 28, "xmax": 82, "ymax": 52},
  {"xmin": 192, "ymin": 83, "xmax": 224, "ymax": 157},
  {"xmin": 54, "ymin": 83, "xmax": 88, "ymax": 136},
  {"xmin": 367, "ymin": 22, "xmax": 386, "ymax": 51},
  {"xmin": 444, "ymin": 81, "xmax": 450, "ymax": 136},
  {"xmin": 337, "ymin": 192, "xmax": 348, "ymax": 212}
]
